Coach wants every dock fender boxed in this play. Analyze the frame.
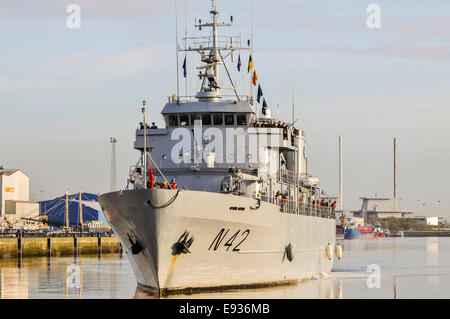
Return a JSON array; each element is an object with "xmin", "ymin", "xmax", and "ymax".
[
  {"xmin": 285, "ymin": 243, "xmax": 294, "ymax": 262},
  {"xmin": 326, "ymin": 244, "xmax": 333, "ymax": 260},
  {"xmin": 335, "ymin": 244, "xmax": 343, "ymax": 260},
  {"xmin": 250, "ymin": 198, "xmax": 261, "ymax": 210}
]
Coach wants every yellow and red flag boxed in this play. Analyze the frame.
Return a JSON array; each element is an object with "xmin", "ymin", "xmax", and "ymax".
[{"xmin": 252, "ymin": 70, "xmax": 258, "ymax": 86}]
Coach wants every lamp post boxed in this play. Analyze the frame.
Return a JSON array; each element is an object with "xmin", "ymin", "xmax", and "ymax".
[{"xmin": 437, "ymin": 200, "xmax": 441, "ymax": 230}]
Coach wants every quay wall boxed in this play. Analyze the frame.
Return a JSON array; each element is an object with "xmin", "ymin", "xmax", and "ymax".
[
  {"xmin": 0, "ymin": 238, "xmax": 19, "ymax": 258},
  {"xmin": 51, "ymin": 238, "xmax": 75, "ymax": 256},
  {"xmin": 101, "ymin": 237, "xmax": 122, "ymax": 254},
  {"xmin": 22, "ymin": 238, "xmax": 48, "ymax": 257},
  {"xmin": 403, "ymin": 231, "xmax": 450, "ymax": 237},
  {"xmin": 0, "ymin": 237, "xmax": 122, "ymax": 259}
]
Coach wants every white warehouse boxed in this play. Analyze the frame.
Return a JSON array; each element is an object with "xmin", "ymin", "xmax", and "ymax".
[{"xmin": 0, "ymin": 167, "xmax": 39, "ymax": 228}]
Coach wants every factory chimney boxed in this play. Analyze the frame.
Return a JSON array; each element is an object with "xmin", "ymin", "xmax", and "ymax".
[
  {"xmin": 339, "ymin": 136, "xmax": 343, "ymax": 211},
  {"xmin": 394, "ymin": 138, "xmax": 398, "ymax": 211}
]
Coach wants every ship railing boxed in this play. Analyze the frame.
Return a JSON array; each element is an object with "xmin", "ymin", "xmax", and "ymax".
[
  {"xmin": 169, "ymin": 95, "xmax": 252, "ymax": 103},
  {"xmin": 278, "ymin": 168, "xmax": 297, "ymax": 184},
  {"xmin": 258, "ymin": 195, "xmax": 335, "ymax": 219}
]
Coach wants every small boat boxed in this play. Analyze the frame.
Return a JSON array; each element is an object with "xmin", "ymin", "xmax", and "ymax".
[
  {"xmin": 344, "ymin": 222, "xmax": 375, "ymax": 239},
  {"xmin": 386, "ymin": 230, "xmax": 403, "ymax": 238},
  {"xmin": 374, "ymin": 222, "xmax": 387, "ymax": 238},
  {"xmin": 344, "ymin": 221, "xmax": 386, "ymax": 239}
]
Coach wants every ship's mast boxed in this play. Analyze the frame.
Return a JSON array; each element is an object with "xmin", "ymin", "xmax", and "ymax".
[
  {"xmin": 179, "ymin": 0, "xmax": 249, "ymax": 103},
  {"xmin": 79, "ymin": 187, "xmax": 84, "ymax": 234},
  {"xmin": 211, "ymin": 0, "xmax": 219, "ymax": 79},
  {"xmin": 194, "ymin": 0, "xmax": 226, "ymax": 101},
  {"xmin": 65, "ymin": 186, "xmax": 69, "ymax": 232}
]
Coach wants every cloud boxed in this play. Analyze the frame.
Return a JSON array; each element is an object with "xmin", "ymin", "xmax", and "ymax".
[
  {"xmin": 54, "ymin": 47, "xmax": 169, "ymax": 76},
  {"xmin": 0, "ymin": 0, "xmax": 171, "ymax": 19},
  {"xmin": 0, "ymin": 77, "xmax": 61, "ymax": 93},
  {"xmin": 276, "ymin": 42, "xmax": 450, "ymax": 61}
]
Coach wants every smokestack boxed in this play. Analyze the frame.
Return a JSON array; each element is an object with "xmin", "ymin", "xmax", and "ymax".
[
  {"xmin": 394, "ymin": 138, "xmax": 398, "ymax": 211},
  {"xmin": 339, "ymin": 136, "xmax": 343, "ymax": 211}
]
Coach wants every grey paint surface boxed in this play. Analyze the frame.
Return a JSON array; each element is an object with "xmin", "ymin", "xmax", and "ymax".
[{"xmin": 100, "ymin": 189, "xmax": 336, "ymax": 292}]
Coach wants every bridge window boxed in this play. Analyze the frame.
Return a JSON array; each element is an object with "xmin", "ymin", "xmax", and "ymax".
[
  {"xmin": 237, "ymin": 114, "xmax": 247, "ymax": 125},
  {"xmin": 190, "ymin": 114, "xmax": 201, "ymax": 125},
  {"xmin": 168, "ymin": 115, "xmax": 179, "ymax": 127},
  {"xmin": 213, "ymin": 114, "xmax": 223, "ymax": 125},
  {"xmin": 180, "ymin": 115, "xmax": 189, "ymax": 126},
  {"xmin": 225, "ymin": 114, "xmax": 235, "ymax": 125},
  {"xmin": 202, "ymin": 114, "xmax": 212, "ymax": 125}
]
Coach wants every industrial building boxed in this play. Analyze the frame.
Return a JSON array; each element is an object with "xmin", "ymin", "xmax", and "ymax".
[
  {"xmin": 351, "ymin": 197, "xmax": 414, "ymax": 224},
  {"xmin": 413, "ymin": 216, "xmax": 439, "ymax": 226},
  {"xmin": 0, "ymin": 167, "xmax": 40, "ymax": 229}
]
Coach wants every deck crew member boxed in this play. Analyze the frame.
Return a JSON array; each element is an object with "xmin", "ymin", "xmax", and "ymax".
[
  {"xmin": 275, "ymin": 190, "xmax": 282, "ymax": 204},
  {"xmin": 169, "ymin": 178, "xmax": 177, "ymax": 190}
]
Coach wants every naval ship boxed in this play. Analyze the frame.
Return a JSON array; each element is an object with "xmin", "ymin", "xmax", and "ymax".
[{"xmin": 99, "ymin": 0, "xmax": 338, "ymax": 296}]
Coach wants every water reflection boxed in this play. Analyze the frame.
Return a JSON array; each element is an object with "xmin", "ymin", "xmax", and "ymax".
[
  {"xmin": 426, "ymin": 237, "xmax": 439, "ymax": 266},
  {"xmin": 393, "ymin": 278, "xmax": 398, "ymax": 299},
  {"xmin": 1, "ymin": 238, "xmax": 450, "ymax": 299},
  {"xmin": 1, "ymin": 267, "xmax": 29, "ymax": 299},
  {"xmin": 0, "ymin": 254, "xmax": 135, "ymax": 299},
  {"xmin": 336, "ymin": 280, "xmax": 343, "ymax": 299},
  {"xmin": 135, "ymin": 277, "xmax": 338, "ymax": 299}
]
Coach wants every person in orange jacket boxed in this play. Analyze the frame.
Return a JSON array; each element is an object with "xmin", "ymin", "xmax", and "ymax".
[
  {"xmin": 160, "ymin": 181, "xmax": 168, "ymax": 189},
  {"xmin": 169, "ymin": 178, "xmax": 177, "ymax": 190}
]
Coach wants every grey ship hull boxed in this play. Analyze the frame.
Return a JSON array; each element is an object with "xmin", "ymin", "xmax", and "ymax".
[{"xmin": 99, "ymin": 189, "xmax": 336, "ymax": 296}]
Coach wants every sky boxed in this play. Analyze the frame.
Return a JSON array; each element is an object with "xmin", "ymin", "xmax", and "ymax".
[{"xmin": 0, "ymin": 0, "xmax": 449, "ymax": 217}]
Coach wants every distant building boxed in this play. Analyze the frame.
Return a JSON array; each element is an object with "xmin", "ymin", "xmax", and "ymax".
[
  {"xmin": 0, "ymin": 167, "xmax": 40, "ymax": 229},
  {"xmin": 83, "ymin": 220, "xmax": 111, "ymax": 233},
  {"xmin": 352, "ymin": 197, "xmax": 414, "ymax": 224},
  {"xmin": 414, "ymin": 216, "xmax": 439, "ymax": 226}
]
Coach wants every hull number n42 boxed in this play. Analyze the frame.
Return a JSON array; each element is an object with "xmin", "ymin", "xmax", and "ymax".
[{"xmin": 208, "ymin": 229, "xmax": 250, "ymax": 252}]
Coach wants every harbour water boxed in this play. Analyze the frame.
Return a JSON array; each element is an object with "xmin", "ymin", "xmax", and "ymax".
[{"xmin": 1, "ymin": 237, "xmax": 449, "ymax": 299}]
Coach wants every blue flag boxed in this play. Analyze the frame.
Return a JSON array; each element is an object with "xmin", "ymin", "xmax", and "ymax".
[
  {"xmin": 257, "ymin": 84, "xmax": 263, "ymax": 103},
  {"xmin": 262, "ymin": 99, "xmax": 268, "ymax": 115},
  {"xmin": 183, "ymin": 56, "xmax": 187, "ymax": 78},
  {"xmin": 237, "ymin": 54, "xmax": 241, "ymax": 72}
]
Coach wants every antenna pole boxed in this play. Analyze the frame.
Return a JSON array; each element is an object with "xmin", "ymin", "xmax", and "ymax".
[
  {"xmin": 65, "ymin": 186, "xmax": 69, "ymax": 232},
  {"xmin": 175, "ymin": 0, "xmax": 180, "ymax": 100},
  {"xmin": 142, "ymin": 102, "xmax": 147, "ymax": 189},
  {"xmin": 211, "ymin": 0, "xmax": 220, "ymax": 80},
  {"xmin": 292, "ymin": 87, "xmax": 295, "ymax": 123},
  {"xmin": 79, "ymin": 188, "xmax": 83, "ymax": 234},
  {"xmin": 250, "ymin": 0, "xmax": 254, "ymax": 106},
  {"xmin": 110, "ymin": 137, "xmax": 117, "ymax": 192},
  {"xmin": 184, "ymin": 0, "xmax": 188, "ymax": 99}
]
